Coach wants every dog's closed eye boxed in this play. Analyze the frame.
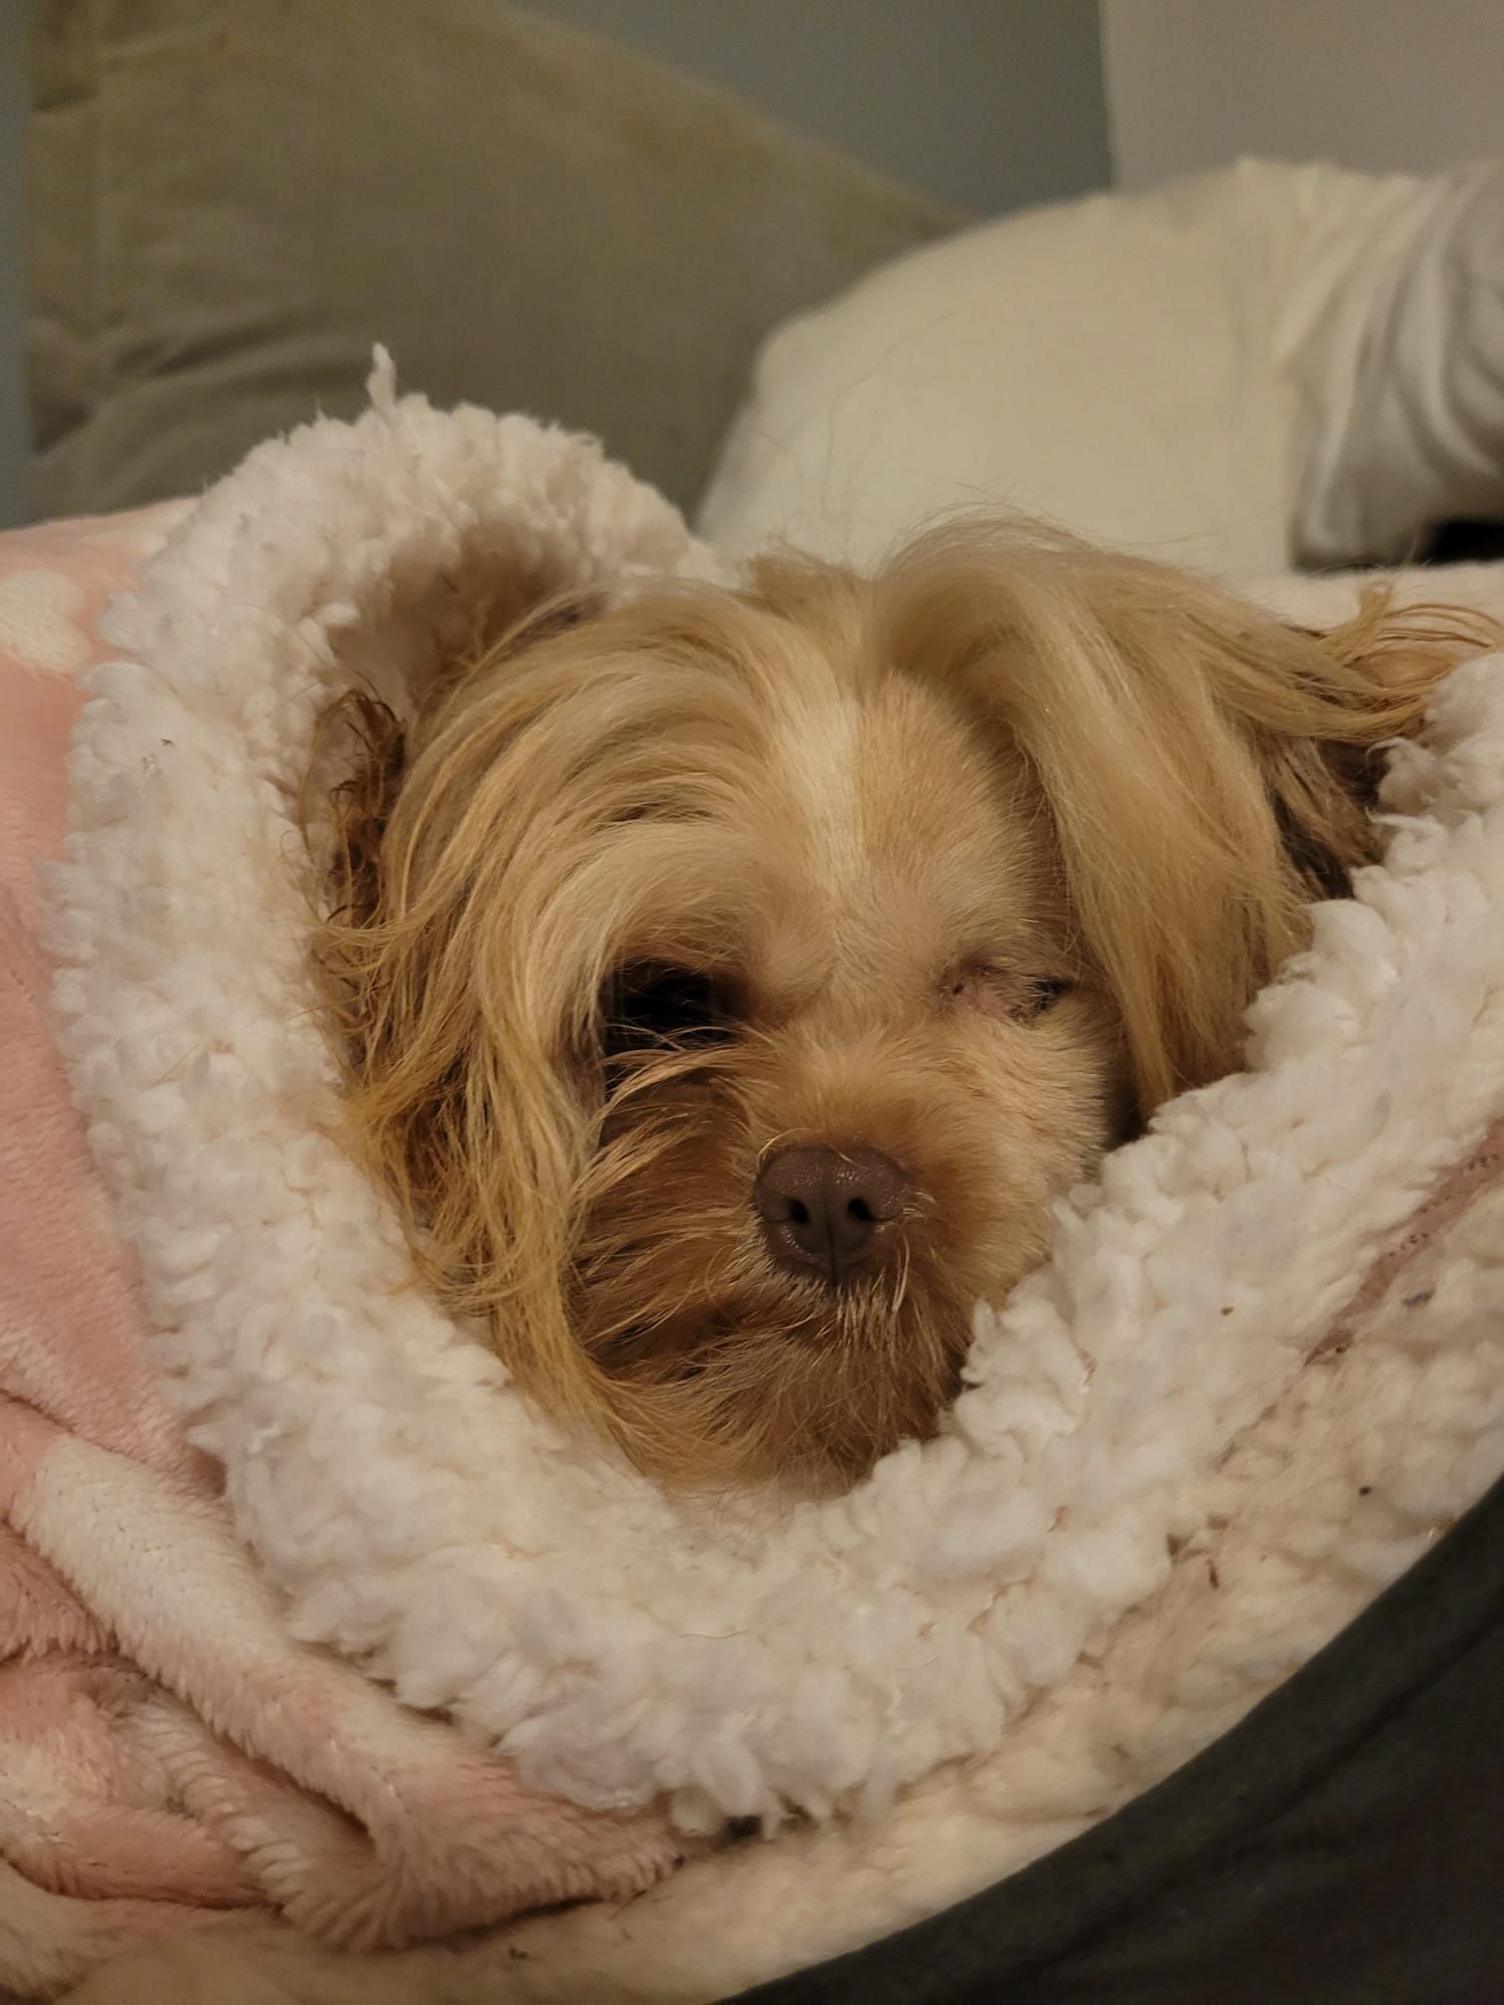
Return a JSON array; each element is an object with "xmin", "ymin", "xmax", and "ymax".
[
  {"xmin": 603, "ymin": 963, "xmax": 733, "ymax": 1057},
  {"xmin": 1024, "ymin": 976, "xmax": 1075, "ymax": 1019},
  {"xmin": 944, "ymin": 961, "xmax": 1074, "ymax": 1023}
]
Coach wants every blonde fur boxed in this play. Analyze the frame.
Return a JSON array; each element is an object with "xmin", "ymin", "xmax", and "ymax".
[{"xmin": 307, "ymin": 521, "xmax": 1494, "ymax": 1489}]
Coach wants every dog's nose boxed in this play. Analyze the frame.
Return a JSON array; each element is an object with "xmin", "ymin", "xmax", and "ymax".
[{"xmin": 754, "ymin": 1145, "xmax": 911, "ymax": 1287}]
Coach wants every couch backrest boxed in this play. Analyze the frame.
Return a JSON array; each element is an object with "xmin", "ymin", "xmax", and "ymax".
[{"xmin": 26, "ymin": 0, "xmax": 956, "ymax": 521}]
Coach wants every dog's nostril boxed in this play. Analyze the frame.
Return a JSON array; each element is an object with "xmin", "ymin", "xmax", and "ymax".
[{"xmin": 753, "ymin": 1145, "xmax": 913, "ymax": 1287}]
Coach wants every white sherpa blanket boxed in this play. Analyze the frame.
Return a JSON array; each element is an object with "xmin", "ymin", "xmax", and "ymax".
[{"xmin": 45, "ymin": 370, "xmax": 1504, "ymax": 1989}]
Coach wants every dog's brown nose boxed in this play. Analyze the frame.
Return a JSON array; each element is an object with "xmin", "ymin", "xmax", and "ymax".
[{"xmin": 754, "ymin": 1145, "xmax": 911, "ymax": 1287}]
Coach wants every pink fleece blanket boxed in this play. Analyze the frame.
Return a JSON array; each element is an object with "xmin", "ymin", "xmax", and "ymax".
[{"xmin": 0, "ymin": 512, "xmax": 681, "ymax": 1998}]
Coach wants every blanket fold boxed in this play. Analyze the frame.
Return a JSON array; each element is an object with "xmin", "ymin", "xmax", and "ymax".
[{"xmin": 0, "ymin": 509, "xmax": 682, "ymax": 2002}]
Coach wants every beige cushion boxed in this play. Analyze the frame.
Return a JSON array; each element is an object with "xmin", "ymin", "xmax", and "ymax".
[{"xmin": 27, "ymin": 0, "xmax": 954, "ymax": 521}]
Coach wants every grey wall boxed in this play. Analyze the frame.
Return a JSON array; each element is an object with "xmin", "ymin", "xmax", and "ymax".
[
  {"xmin": 0, "ymin": 0, "xmax": 26, "ymax": 528},
  {"xmin": 524, "ymin": 1, "xmax": 1110, "ymax": 216},
  {"xmin": 1104, "ymin": 0, "xmax": 1504, "ymax": 189}
]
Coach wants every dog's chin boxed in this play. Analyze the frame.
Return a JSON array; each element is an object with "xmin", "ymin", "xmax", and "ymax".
[{"xmin": 571, "ymin": 1256, "xmax": 987, "ymax": 1495}]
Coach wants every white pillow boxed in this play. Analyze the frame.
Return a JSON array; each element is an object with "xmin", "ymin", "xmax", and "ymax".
[
  {"xmin": 1295, "ymin": 161, "xmax": 1504, "ymax": 565},
  {"xmin": 699, "ymin": 159, "xmax": 1502, "ymax": 578}
]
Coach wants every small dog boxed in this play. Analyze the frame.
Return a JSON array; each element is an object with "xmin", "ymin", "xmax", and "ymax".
[{"xmin": 310, "ymin": 522, "xmax": 1485, "ymax": 1492}]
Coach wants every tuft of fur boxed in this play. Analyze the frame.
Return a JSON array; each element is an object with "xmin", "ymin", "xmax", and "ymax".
[{"xmin": 306, "ymin": 521, "xmax": 1495, "ymax": 1490}]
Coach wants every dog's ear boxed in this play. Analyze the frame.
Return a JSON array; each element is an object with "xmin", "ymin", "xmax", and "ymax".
[
  {"xmin": 302, "ymin": 584, "xmax": 632, "ymax": 1452},
  {"xmin": 881, "ymin": 524, "xmax": 1491, "ymax": 1114},
  {"xmin": 301, "ymin": 575, "xmax": 774, "ymax": 1479},
  {"xmin": 307, "ymin": 586, "xmax": 606, "ymax": 902}
]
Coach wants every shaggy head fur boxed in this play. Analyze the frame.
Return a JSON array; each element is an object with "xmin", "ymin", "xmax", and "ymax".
[{"xmin": 308, "ymin": 522, "xmax": 1489, "ymax": 1491}]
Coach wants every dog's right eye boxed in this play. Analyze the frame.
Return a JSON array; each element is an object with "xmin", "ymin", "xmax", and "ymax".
[{"xmin": 602, "ymin": 964, "xmax": 730, "ymax": 1057}]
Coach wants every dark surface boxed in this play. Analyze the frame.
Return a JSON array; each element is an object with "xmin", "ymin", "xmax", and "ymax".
[
  {"xmin": 1428, "ymin": 520, "xmax": 1504, "ymax": 566},
  {"xmin": 735, "ymin": 1471, "xmax": 1504, "ymax": 2004}
]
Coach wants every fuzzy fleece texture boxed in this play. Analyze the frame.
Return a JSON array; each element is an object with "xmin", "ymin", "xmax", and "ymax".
[
  {"xmin": 26, "ymin": 375, "xmax": 1504, "ymax": 1996},
  {"xmin": 0, "ymin": 504, "xmax": 685, "ymax": 2003}
]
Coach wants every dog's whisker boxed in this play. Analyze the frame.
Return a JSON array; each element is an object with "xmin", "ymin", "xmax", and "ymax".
[{"xmin": 888, "ymin": 1238, "xmax": 913, "ymax": 1319}]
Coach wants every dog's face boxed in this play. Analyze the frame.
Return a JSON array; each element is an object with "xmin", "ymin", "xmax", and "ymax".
[
  {"xmin": 314, "ymin": 524, "xmax": 1474, "ymax": 1492},
  {"xmin": 572, "ymin": 655, "xmax": 1124, "ymax": 1486}
]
